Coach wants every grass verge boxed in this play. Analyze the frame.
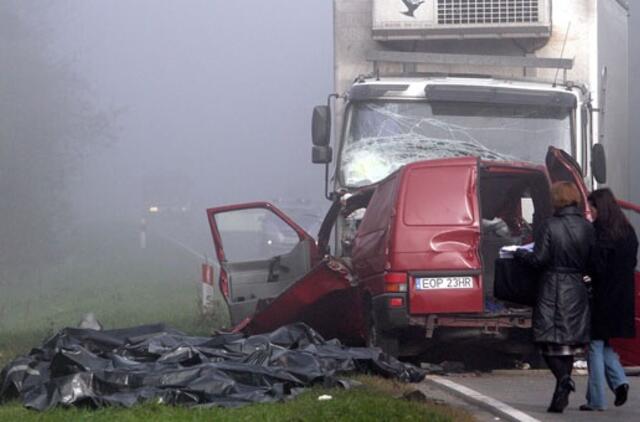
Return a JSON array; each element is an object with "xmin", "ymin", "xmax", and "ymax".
[
  {"xmin": 0, "ymin": 221, "xmax": 228, "ymax": 367},
  {"xmin": 0, "ymin": 376, "xmax": 474, "ymax": 421}
]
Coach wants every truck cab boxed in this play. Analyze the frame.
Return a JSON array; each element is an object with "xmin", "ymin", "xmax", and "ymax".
[{"xmin": 313, "ymin": 76, "xmax": 603, "ymax": 258}]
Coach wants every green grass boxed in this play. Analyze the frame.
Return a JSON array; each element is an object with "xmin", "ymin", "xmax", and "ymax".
[
  {"xmin": 0, "ymin": 221, "xmax": 473, "ymax": 421},
  {"xmin": 0, "ymin": 221, "xmax": 228, "ymax": 367},
  {"xmin": 0, "ymin": 378, "xmax": 472, "ymax": 421}
]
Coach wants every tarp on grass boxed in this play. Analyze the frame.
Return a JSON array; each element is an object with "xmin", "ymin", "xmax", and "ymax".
[{"xmin": 0, "ymin": 323, "xmax": 426, "ymax": 410}]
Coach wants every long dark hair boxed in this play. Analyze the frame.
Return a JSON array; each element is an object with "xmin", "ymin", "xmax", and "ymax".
[{"xmin": 588, "ymin": 188, "xmax": 631, "ymax": 240}]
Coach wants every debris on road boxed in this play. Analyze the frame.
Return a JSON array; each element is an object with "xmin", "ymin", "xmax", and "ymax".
[
  {"xmin": 573, "ymin": 359, "xmax": 588, "ymax": 369},
  {"xmin": 0, "ymin": 322, "xmax": 426, "ymax": 411},
  {"xmin": 400, "ymin": 389, "xmax": 429, "ymax": 403}
]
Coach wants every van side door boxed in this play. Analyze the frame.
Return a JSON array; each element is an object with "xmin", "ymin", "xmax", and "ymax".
[{"xmin": 207, "ymin": 202, "xmax": 317, "ymax": 326}]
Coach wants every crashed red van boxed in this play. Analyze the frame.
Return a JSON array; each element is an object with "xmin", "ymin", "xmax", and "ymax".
[{"xmin": 205, "ymin": 147, "xmax": 640, "ymax": 361}]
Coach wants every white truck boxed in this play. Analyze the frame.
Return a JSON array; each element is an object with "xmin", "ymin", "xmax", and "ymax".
[
  {"xmin": 304, "ymin": 0, "xmax": 631, "ymax": 357},
  {"xmin": 313, "ymin": 0, "xmax": 628, "ymax": 201}
]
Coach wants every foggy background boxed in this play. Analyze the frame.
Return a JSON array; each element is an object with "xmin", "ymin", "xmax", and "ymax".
[
  {"xmin": 0, "ymin": 1, "xmax": 638, "ymax": 296},
  {"xmin": 52, "ymin": 1, "xmax": 333, "ymax": 215},
  {"xmin": 1, "ymin": 0, "xmax": 333, "ymax": 280}
]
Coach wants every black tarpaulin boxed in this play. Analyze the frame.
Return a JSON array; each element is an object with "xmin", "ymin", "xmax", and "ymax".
[{"xmin": 0, "ymin": 323, "xmax": 426, "ymax": 410}]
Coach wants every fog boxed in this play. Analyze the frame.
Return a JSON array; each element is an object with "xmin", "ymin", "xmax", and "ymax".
[
  {"xmin": 55, "ymin": 1, "xmax": 332, "ymax": 215},
  {"xmin": 1, "ymin": 1, "xmax": 333, "ymax": 276}
]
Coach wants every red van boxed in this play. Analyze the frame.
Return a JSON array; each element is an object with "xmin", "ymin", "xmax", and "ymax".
[{"xmin": 206, "ymin": 147, "xmax": 639, "ymax": 360}]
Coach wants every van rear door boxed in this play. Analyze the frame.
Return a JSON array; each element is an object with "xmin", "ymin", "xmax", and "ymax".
[
  {"xmin": 393, "ymin": 158, "xmax": 484, "ymax": 314},
  {"xmin": 207, "ymin": 202, "xmax": 317, "ymax": 326},
  {"xmin": 546, "ymin": 146, "xmax": 590, "ymax": 213}
]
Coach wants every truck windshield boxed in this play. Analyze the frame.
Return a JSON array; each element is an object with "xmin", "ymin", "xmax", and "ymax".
[{"xmin": 340, "ymin": 101, "xmax": 573, "ymax": 187}]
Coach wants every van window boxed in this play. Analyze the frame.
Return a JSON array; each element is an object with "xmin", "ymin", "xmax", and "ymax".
[
  {"xmin": 215, "ymin": 209, "xmax": 299, "ymax": 262},
  {"xmin": 403, "ymin": 166, "xmax": 475, "ymax": 226},
  {"xmin": 521, "ymin": 197, "xmax": 534, "ymax": 224}
]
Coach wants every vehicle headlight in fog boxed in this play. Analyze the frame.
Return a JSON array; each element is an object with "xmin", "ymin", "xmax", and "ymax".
[{"xmin": 149, "ymin": 206, "xmax": 159, "ymax": 213}]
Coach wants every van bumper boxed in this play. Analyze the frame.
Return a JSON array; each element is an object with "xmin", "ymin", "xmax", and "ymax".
[{"xmin": 372, "ymin": 294, "xmax": 410, "ymax": 331}]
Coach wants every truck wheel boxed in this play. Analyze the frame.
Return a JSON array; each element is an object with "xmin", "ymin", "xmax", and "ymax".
[{"xmin": 367, "ymin": 314, "xmax": 399, "ymax": 357}]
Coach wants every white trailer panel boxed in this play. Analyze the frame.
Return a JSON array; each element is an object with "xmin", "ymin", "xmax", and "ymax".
[{"xmin": 373, "ymin": 0, "xmax": 552, "ymax": 40}]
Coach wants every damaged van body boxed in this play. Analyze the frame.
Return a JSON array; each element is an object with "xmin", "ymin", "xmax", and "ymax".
[{"xmin": 206, "ymin": 147, "xmax": 594, "ymax": 358}]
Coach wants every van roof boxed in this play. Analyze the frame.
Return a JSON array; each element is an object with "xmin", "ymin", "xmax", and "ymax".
[{"xmin": 399, "ymin": 156, "xmax": 547, "ymax": 174}]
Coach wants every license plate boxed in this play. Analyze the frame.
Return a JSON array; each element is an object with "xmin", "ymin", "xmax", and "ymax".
[{"xmin": 415, "ymin": 276, "xmax": 473, "ymax": 290}]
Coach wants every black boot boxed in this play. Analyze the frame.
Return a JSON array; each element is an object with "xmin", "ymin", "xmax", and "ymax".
[
  {"xmin": 547, "ymin": 376, "xmax": 575, "ymax": 413},
  {"xmin": 614, "ymin": 383, "xmax": 629, "ymax": 407}
]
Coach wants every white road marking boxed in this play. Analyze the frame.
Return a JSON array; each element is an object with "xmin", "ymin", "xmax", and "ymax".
[{"xmin": 425, "ymin": 375, "xmax": 541, "ymax": 422}]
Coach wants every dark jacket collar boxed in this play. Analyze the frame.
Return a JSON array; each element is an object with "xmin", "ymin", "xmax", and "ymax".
[{"xmin": 554, "ymin": 205, "xmax": 583, "ymax": 217}]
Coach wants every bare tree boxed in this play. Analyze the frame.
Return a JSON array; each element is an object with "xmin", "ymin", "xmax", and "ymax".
[{"xmin": 0, "ymin": 3, "xmax": 111, "ymax": 284}]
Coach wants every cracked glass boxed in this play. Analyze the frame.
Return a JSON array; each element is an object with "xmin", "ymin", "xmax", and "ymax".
[{"xmin": 340, "ymin": 101, "xmax": 573, "ymax": 187}]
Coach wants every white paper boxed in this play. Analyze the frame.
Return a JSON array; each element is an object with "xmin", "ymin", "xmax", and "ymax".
[{"xmin": 499, "ymin": 242, "xmax": 534, "ymax": 259}]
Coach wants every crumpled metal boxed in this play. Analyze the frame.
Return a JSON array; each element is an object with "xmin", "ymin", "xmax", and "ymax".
[{"xmin": 0, "ymin": 323, "xmax": 426, "ymax": 410}]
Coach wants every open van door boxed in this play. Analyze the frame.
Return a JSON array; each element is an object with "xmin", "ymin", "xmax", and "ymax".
[
  {"xmin": 207, "ymin": 202, "xmax": 318, "ymax": 326},
  {"xmin": 545, "ymin": 146, "xmax": 590, "ymax": 215}
]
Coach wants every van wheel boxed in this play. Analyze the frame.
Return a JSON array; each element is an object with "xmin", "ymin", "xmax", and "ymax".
[{"xmin": 367, "ymin": 314, "xmax": 399, "ymax": 357}]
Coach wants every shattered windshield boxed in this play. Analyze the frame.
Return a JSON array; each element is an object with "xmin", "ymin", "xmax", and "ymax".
[{"xmin": 340, "ymin": 101, "xmax": 573, "ymax": 187}]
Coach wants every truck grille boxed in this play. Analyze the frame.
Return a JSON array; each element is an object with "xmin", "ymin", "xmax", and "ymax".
[{"xmin": 437, "ymin": 0, "xmax": 540, "ymax": 25}]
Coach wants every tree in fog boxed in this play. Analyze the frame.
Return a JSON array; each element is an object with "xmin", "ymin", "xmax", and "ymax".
[{"xmin": 0, "ymin": 3, "xmax": 111, "ymax": 283}]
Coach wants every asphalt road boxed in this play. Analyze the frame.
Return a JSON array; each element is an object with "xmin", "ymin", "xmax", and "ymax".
[{"xmin": 441, "ymin": 370, "xmax": 640, "ymax": 421}]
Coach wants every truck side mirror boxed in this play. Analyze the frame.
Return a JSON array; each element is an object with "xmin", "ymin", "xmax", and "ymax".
[
  {"xmin": 312, "ymin": 145, "xmax": 332, "ymax": 164},
  {"xmin": 312, "ymin": 105, "xmax": 331, "ymax": 147},
  {"xmin": 591, "ymin": 143, "xmax": 607, "ymax": 184}
]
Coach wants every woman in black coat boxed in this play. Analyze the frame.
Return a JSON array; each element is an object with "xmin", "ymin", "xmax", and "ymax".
[
  {"xmin": 515, "ymin": 181, "xmax": 595, "ymax": 413},
  {"xmin": 580, "ymin": 188, "xmax": 638, "ymax": 411}
]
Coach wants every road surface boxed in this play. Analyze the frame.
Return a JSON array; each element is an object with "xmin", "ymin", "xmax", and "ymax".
[{"xmin": 426, "ymin": 370, "xmax": 640, "ymax": 421}]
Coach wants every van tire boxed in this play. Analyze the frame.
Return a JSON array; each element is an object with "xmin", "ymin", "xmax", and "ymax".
[{"xmin": 367, "ymin": 312, "xmax": 399, "ymax": 357}]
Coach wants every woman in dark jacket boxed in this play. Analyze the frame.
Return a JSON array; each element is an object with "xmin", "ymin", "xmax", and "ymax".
[
  {"xmin": 515, "ymin": 181, "xmax": 595, "ymax": 413},
  {"xmin": 580, "ymin": 188, "xmax": 638, "ymax": 411}
]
